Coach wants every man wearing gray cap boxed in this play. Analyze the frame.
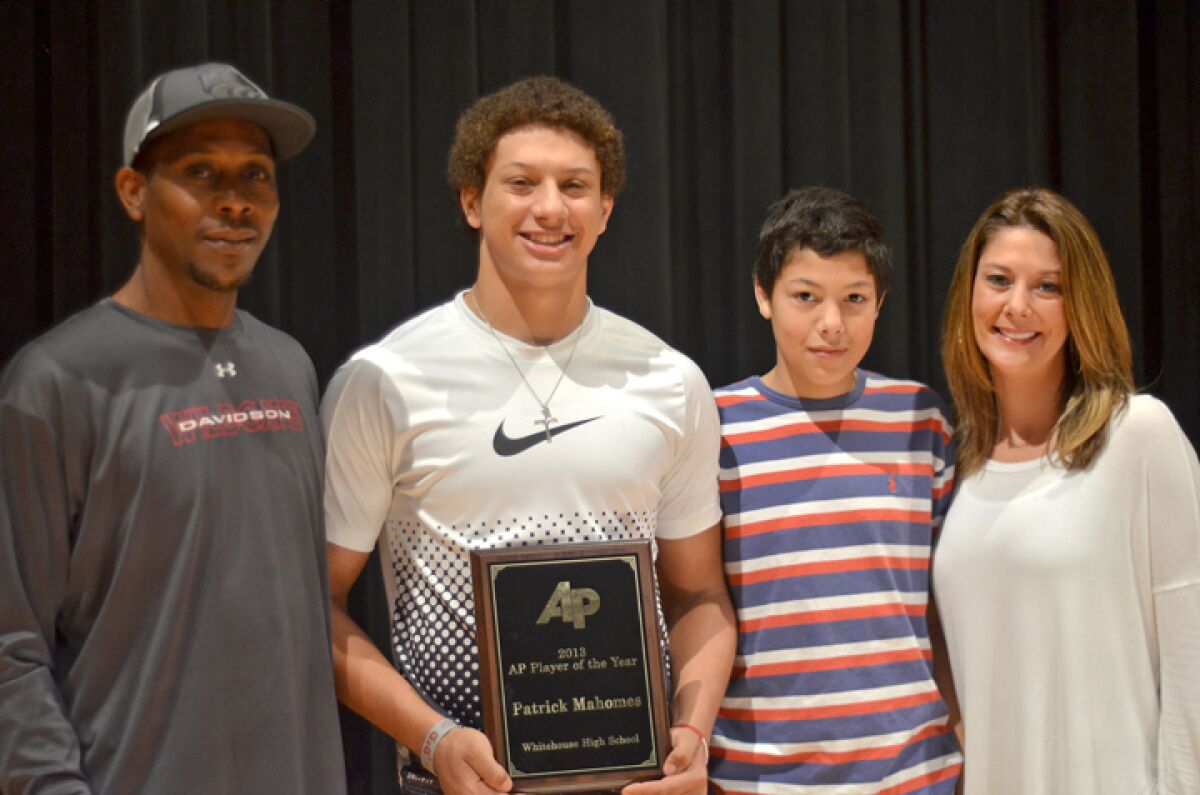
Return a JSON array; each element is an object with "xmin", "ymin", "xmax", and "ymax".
[{"xmin": 0, "ymin": 64, "xmax": 345, "ymax": 793}]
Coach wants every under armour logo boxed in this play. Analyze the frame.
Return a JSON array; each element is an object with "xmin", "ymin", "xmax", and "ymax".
[{"xmin": 215, "ymin": 362, "xmax": 237, "ymax": 378}]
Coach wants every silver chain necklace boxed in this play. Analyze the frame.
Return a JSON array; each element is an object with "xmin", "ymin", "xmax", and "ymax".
[{"xmin": 468, "ymin": 290, "xmax": 586, "ymax": 442}]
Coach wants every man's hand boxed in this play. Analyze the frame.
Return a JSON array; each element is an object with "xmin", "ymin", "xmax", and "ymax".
[
  {"xmin": 433, "ymin": 726, "xmax": 513, "ymax": 795},
  {"xmin": 620, "ymin": 726, "xmax": 707, "ymax": 795}
]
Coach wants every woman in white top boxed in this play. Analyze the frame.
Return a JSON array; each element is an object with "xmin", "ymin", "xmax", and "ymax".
[{"xmin": 933, "ymin": 187, "xmax": 1199, "ymax": 794}]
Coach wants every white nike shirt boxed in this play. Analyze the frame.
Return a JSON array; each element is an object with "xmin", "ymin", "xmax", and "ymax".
[{"xmin": 321, "ymin": 291, "xmax": 721, "ymax": 728}]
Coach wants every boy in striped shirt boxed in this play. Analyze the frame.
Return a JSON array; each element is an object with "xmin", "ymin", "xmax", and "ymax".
[{"xmin": 708, "ymin": 187, "xmax": 962, "ymax": 793}]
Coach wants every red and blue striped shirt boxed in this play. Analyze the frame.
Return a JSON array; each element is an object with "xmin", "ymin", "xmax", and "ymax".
[{"xmin": 709, "ymin": 370, "xmax": 962, "ymax": 794}]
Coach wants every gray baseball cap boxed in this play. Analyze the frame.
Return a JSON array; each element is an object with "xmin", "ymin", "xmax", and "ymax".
[{"xmin": 123, "ymin": 63, "xmax": 316, "ymax": 166}]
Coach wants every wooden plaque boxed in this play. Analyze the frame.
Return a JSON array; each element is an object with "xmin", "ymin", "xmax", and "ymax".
[{"xmin": 470, "ymin": 540, "xmax": 671, "ymax": 793}]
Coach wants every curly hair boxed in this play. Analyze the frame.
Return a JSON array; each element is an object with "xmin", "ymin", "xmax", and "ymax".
[
  {"xmin": 941, "ymin": 187, "xmax": 1134, "ymax": 477},
  {"xmin": 447, "ymin": 76, "xmax": 626, "ymax": 199}
]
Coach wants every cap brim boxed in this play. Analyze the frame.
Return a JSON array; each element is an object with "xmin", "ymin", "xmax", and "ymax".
[{"xmin": 140, "ymin": 98, "xmax": 316, "ymax": 162}]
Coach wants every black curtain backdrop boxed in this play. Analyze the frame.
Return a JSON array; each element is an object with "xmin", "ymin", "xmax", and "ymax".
[{"xmin": 2, "ymin": 2, "xmax": 1197, "ymax": 792}]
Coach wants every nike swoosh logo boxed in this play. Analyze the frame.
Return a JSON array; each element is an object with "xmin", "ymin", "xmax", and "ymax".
[{"xmin": 492, "ymin": 416, "xmax": 603, "ymax": 456}]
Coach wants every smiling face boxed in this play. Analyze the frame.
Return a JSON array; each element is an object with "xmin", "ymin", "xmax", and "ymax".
[
  {"xmin": 971, "ymin": 226, "xmax": 1069, "ymax": 388},
  {"xmin": 460, "ymin": 125, "xmax": 613, "ymax": 295},
  {"xmin": 756, "ymin": 247, "xmax": 881, "ymax": 399},
  {"xmin": 118, "ymin": 118, "xmax": 279, "ymax": 295}
]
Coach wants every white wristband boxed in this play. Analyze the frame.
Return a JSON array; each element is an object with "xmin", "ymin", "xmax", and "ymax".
[{"xmin": 419, "ymin": 717, "xmax": 459, "ymax": 775}]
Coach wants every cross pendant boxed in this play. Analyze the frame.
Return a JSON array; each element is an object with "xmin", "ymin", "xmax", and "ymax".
[{"xmin": 536, "ymin": 407, "xmax": 557, "ymax": 442}]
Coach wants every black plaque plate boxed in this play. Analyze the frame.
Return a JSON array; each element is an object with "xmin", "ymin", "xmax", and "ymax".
[{"xmin": 470, "ymin": 540, "xmax": 671, "ymax": 793}]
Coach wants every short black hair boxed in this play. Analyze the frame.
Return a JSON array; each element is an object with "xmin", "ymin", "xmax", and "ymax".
[{"xmin": 754, "ymin": 186, "xmax": 892, "ymax": 299}]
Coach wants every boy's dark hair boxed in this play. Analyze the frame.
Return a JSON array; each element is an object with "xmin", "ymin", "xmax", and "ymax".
[
  {"xmin": 754, "ymin": 186, "xmax": 892, "ymax": 299},
  {"xmin": 447, "ymin": 76, "xmax": 626, "ymax": 199}
]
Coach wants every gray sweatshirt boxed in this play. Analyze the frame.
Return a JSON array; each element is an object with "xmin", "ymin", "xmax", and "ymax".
[{"xmin": 0, "ymin": 300, "xmax": 345, "ymax": 794}]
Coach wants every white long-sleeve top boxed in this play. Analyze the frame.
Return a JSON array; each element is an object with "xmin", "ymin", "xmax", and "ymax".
[{"xmin": 933, "ymin": 395, "xmax": 1200, "ymax": 794}]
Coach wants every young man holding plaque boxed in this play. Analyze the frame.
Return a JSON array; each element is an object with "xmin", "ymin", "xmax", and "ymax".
[{"xmin": 322, "ymin": 76, "xmax": 735, "ymax": 795}]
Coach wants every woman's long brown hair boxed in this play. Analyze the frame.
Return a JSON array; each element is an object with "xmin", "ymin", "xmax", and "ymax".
[{"xmin": 941, "ymin": 187, "xmax": 1134, "ymax": 477}]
